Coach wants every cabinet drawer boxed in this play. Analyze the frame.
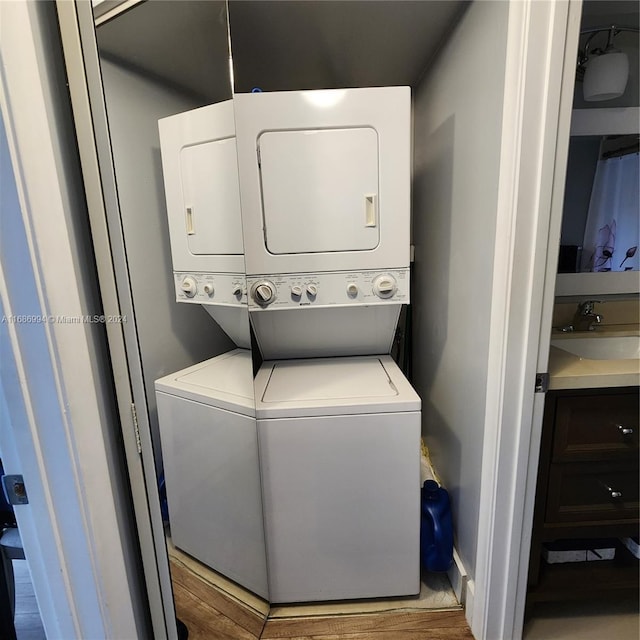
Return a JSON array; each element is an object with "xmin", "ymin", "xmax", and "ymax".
[
  {"xmin": 553, "ymin": 393, "xmax": 639, "ymax": 461},
  {"xmin": 546, "ymin": 462, "xmax": 639, "ymax": 523}
]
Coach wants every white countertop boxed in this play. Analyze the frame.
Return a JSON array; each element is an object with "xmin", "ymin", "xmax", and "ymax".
[{"xmin": 548, "ymin": 325, "xmax": 640, "ymax": 390}]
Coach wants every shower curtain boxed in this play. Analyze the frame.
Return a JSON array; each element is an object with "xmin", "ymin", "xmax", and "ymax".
[{"xmin": 580, "ymin": 151, "xmax": 639, "ymax": 272}]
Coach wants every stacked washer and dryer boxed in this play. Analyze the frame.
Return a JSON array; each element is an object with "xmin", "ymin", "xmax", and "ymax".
[
  {"xmin": 155, "ymin": 87, "xmax": 421, "ymax": 604},
  {"xmin": 155, "ymin": 101, "xmax": 269, "ymax": 598}
]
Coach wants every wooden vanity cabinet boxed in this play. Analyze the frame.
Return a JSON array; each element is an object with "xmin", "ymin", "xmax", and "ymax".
[{"xmin": 527, "ymin": 387, "xmax": 639, "ymax": 605}]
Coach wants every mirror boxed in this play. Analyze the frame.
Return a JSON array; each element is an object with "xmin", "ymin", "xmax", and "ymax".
[
  {"xmin": 93, "ymin": 0, "xmax": 269, "ymax": 636},
  {"xmin": 555, "ymin": 110, "xmax": 640, "ymax": 296},
  {"xmin": 560, "ymin": 133, "xmax": 638, "ymax": 274},
  {"xmin": 556, "ymin": 0, "xmax": 639, "ymax": 297},
  {"xmin": 82, "ymin": 0, "xmax": 466, "ymax": 635}
]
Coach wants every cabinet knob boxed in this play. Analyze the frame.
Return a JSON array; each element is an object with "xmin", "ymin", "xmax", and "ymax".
[
  {"xmin": 599, "ymin": 480, "xmax": 623, "ymax": 499},
  {"xmin": 617, "ymin": 424, "xmax": 633, "ymax": 436},
  {"xmin": 601, "ymin": 482, "xmax": 623, "ymax": 499}
]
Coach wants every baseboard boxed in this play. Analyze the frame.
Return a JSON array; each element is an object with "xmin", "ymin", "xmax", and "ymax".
[
  {"xmin": 447, "ymin": 546, "xmax": 469, "ymax": 606},
  {"xmin": 465, "ymin": 579, "xmax": 475, "ymax": 629}
]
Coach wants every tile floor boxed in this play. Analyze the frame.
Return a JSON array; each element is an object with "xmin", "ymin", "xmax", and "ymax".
[
  {"xmin": 524, "ymin": 598, "xmax": 639, "ymax": 640},
  {"xmin": 267, "ymin": 570, "xmax": 459, "ymax": 619}
]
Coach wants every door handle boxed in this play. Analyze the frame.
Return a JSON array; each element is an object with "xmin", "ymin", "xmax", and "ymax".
[
  {"xmin": 365, "ymin": 194, "xmax": 377, "ymax": 228},
  {"xmin": 186, "ymin": 207, "xmax": 195, "ymax": 235}
]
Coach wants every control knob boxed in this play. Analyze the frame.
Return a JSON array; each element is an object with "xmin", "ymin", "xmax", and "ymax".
[
  {"xmin": 347, "ymin": 283, "xmax": 359, "ymax": 297},
  {"xmin": 306, "ymin": 284, "xmax": 318, "ymax": 298},
  {"xmin": 203, "ymin": 283, "xmax": 214, "ymax": 297},
  {"xmin": 291, "ymin": 285, "xmax": 303, "ymax": 299},
  {"xmin": 373, "ymin": 274, "xmax": 397, "ymax": 299},
  {"xmin": 180, "ymin": 276, "xmax": 197, "ymax": 298},
  {"xmin": 252, "ymin": 281, "xmax": 276, "ymax": 306}
]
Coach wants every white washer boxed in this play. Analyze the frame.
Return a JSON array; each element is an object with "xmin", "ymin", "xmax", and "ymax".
[
  {"xmin": 155, "ymin": 349, "xmax": 268, "ymax": 598},
  {"xmin": 159, "ymin": 101, "xmax": 250, "ymax": 347},
  {"xmin": 254, "ymin": 355, "xmax": 421, "ymax": 603}
]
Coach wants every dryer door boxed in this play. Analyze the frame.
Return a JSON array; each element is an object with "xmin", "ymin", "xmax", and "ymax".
[
  {"xmin": 258, "ymin": 127, "xmax": 380, "ymax": 254},
  {"xmin": 179, "ymin": 137, "xmax": 244, "ymax": 256}
]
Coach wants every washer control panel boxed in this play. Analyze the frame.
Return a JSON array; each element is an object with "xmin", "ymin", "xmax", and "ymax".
[
  {"xmin": 174, "ymin": 272, "xmax": 247, "ymax": 307},
  {"xmin": 246, "ymin": 269, "xmax": 409, "ymax": 310}
]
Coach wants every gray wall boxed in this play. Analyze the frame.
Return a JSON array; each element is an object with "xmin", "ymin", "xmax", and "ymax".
[{"xmin": 411, "ymin": 0, "xmax": 509, "ymax": 579}]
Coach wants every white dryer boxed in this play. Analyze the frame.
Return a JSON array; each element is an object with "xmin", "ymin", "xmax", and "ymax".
[
  {"xmin": 158, "ymin": 101, "xmax": 249, "ymax": 347},
  {"xmin": 234, "ymin": 87, "xmax": 411, "ymax": 277},
  {"xmin": 233, "ymin": 87, "xmax": 411, "ymax": 359},
  {"xmin": 155, "ymin": 349, "xmax": 268, "ymax": 599},
  {"xmin": 254, "ymin": 355, "xmax": 421, "ymax": 603}
]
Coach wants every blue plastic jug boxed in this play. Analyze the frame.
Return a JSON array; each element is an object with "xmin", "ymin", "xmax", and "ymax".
[{"xmin": 420, "ymin": 479, "xmax": 453, "ymax": 572}]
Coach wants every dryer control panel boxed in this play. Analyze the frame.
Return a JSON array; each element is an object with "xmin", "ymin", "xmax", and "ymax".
[
  {"xmin": 247, "ymin": 269, "xmax": 409, "ymax": 310},
  {"xmin": 174, "ymin": 272, "xmax": 247, "ymax": 307}
]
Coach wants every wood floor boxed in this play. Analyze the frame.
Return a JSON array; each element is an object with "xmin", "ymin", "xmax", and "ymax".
[
  {"xmin": 12, "ymin": 559, "xmax": 46, "ymax": 640},
  {"xmin": 14, "ymin": 553, "xmax": 640, "ymax": 640},
  {"xmin": 14, "ymin": 553, "xmax": 472, "ymax": 640},
  {"xmin": 170, "ymin": 555, "xmax": 474, "ymax": 640},
  {"xmin": 170, "ymin": 554, "xmax": 266, "ymax": 640},
  {"xmin": 259, "ymin": 609, "xmax": 474, "ymax": 640}
]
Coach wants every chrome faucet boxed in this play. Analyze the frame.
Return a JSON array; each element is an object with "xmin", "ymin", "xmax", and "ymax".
[{"xmin": 566, "ymin": 300, "xmax": 604, "ymax": 332}]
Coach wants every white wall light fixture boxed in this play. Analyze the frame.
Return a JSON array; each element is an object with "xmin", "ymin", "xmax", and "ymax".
[{"xmin": 577, "ymin": 25, "xmax": 638, "ymax": 102}]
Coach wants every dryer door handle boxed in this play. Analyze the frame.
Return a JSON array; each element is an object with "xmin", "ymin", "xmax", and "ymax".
[
  {"xmin": 365, "ymin": 194, "xmax": 377, "ymax": 228},
  {"xmin": 185, "ymin": 206, "xmax": 195, "ymax": 235}
]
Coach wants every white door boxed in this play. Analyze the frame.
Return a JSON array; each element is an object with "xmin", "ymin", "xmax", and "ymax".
[
  {"xmin": 1, "ymin": 2, "xmax": 145, "ymax": 637},
  {"xmin": 180, "ymin": 137, "xmax": 244, "ymax": 256},
  {"xmin": 471, "ymin": 2, "xmax": 580, "ymax": 639},
  {"xmin": 259, "ymin": 127, "xmax": 380, "ymax": 254}
]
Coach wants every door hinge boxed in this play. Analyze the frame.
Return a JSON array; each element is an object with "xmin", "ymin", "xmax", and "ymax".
[
  {"xmin": 535, "ymin": 372, "xmax": 549, "ymax": 393},
  {"xmin": 131, "ymin": 403, "xmax": 142, "ymax": 454},
  {"xmin": 2, "ymin": 474, "xmax": 29, "ymax": 505}
]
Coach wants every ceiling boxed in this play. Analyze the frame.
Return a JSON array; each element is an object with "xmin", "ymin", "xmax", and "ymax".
[
  {"xmin": 228, "ymin": 1, "xmax": 468, "ymax": 93},
  {"xmin": 95, "ymin": 0, "xmax": 467, "ymax": 99},
  {"xmin": 581, "ymin": 0, "xmax": 639, "ymax": 28},
  {"xmin": 96, "ymin": 1, "xmax": 231, "ymax": 104}
]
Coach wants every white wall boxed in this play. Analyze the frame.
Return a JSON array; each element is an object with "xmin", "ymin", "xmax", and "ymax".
[
  {"xmin": 411, "ymin": 0, "xmax": 509, "ymax": 579},
  {"xmin": 99, "ymin": 60, "xmax": 234, "ymax": 472},
  {"xmin": 0, "ymin": 104, "xmax": 79, "ymax": 640}
]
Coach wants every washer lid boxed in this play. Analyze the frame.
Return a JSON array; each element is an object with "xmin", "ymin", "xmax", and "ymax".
[
  {"xmin": 255, "ymin": 355, "xmax": 420, "ymax": 419},
  {"xmin": 155, "ymin": 348, "xmax": 255, "ymax": 416}
]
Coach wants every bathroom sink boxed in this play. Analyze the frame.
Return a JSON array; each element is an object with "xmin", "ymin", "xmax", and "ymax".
[{"xmin": 551, "ymin": 335, "xmax": 640, "ymax": 360}]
